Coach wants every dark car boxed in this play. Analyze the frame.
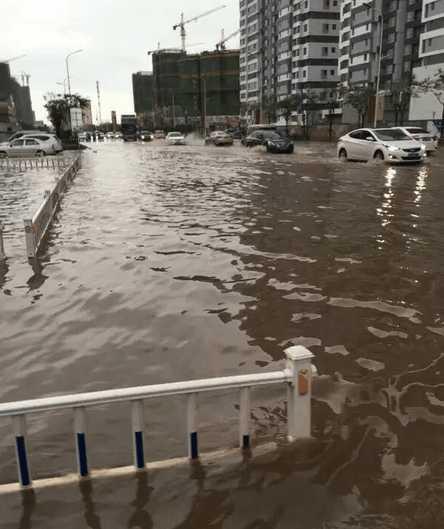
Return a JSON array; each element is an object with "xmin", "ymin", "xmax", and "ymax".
[
  {"xmin": 244, "ymin": 130, "xmax": 294, "ymax": 153},
  {"xmin": 224, "ymin": 128, "xmax": 242, "ymax": 140}
]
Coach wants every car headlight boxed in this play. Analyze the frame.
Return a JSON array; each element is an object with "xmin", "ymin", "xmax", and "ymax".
[
  {"xmin": 420, "ymin": 144, "xmax": 426, "ymax": 151},
  {"xmin": 386, "ymin": 145, "xmax": 398, "ymax": 152}
]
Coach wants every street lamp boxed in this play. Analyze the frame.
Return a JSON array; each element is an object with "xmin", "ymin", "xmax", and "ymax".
[
  {"xmin": 56, "ymin": 80, "xmax": 67, "ymax": 94},
  {"xmin": 364, "ymin": 2, "xmax": 384, "ymax": 127},
  {"xmin": 65, "ymin": 49, "xmax": 83, "ymax": 95}
]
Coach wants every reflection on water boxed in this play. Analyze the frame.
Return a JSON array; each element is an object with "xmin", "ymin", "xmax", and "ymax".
[{"xmin": 1, "ymin": 143, "xmax": 444, "ymax": 528}]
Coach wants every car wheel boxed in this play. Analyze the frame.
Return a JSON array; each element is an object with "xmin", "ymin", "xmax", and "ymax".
[
  {"xmin": 266, "ymin": 144, "xmax": 271, "ymax": 153},
  {"xmin": 36, "ymin": 150, "xmax": 45, "ymax": 157},
  {"xmin": 373, "ymin": 150, "xmax": 384, "ymax": 161},
  {"xmin": 288, "ymin": 145, "xmax": 294, "ymax": 154},
  {"xmin": 0, "ymin": 151, "xmax": 7, "ymax": 159},
  {"xmin": 338, "ymin": 148, "xmax": 348, "ymax": 161}
]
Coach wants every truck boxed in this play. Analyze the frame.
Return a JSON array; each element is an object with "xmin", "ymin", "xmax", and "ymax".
[{"xmin": 121, "ymin": 114, "xmax": 138, "ymax": 142}]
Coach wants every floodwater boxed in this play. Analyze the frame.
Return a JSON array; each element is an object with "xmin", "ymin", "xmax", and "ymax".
[{"xmin": 1, "ymin": 141, "xmax": 444, "ymax": 528}]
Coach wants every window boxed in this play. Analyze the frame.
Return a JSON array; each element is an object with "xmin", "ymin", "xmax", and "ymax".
[
  {"xmin": 11, "ymin": 140, "xmax": 24, "ymax": 146},
  {"xmin": 330, "ymin": 70, "xmax": 335, "ymax": 75},
  {"xmin": 322, "ymin": 47, "xmax": 328, "ymax": 56},
  {"xmin": 321, "ymin": 69, "xmax": 328, "ymax": 79}
]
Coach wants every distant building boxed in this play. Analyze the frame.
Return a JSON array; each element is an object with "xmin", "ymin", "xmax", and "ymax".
[
  {"xmin": 239, "ymin": 0, "xmax": 340, "ymax": 123},
  {"xmin": 410, "ymin": 0, "xmax": 444, "ymax": 126},
  {"xmin": 132, "ymin": 71, "xmax": 154, "ymax": 128},
  {"xmin": 339, "ymin": 0, "xmax": 422, "ymax": 124},
  {"xmin": 0, "ymin": 62, "xmax": 35, "ymax": 136},
  {"xmin": 81, "ymin": 100, "xmax": 93, "ymax": 128},
  {"xmin": 133, "ymin": 48, "xmax": 240, "ymax": 130}
]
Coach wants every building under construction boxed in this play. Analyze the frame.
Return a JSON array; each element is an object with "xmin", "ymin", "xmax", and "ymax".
[{"xmin": 132, "ymin": 49, "xmax": 240, "ymax": 131}]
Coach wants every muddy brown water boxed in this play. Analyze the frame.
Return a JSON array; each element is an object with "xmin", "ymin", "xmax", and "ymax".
[{"xmin": 1, "ymin": 141, "xmax": 444, "ymax": 528}]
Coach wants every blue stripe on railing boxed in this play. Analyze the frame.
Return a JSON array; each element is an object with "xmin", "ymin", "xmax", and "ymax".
[
  {"xmin": 76, "ymin": 433, "xmax": 89, "ymax": 477},
  {"xmin": 242, "ymin": 434, "xmax": 250, "ymax": 450},
  {"xmin": 134, "ymin": 431, "xmax": 145, "ymax": 469},
  {"xmin": 15, "ymin": 436, "xmax": 31, "ymax": 487},
  {"xmin": 190, "ymin": 432, "xmax": 199, "ymax": 459}
]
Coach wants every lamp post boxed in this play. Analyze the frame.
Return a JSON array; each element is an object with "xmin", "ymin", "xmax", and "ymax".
[
  {"xmin": 56, "ymin": 80, "xmax": 67, "ymax": 94},
  {"xmin": 65, "ymin": 49, "xmax": 83, "ymax": 95},
  {"xmin": 365, "ymin": 2, "xmax": 384, "ymax": 127}
]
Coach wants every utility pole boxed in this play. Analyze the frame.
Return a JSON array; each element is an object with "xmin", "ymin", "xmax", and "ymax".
[
  {"xmin": 172, "ymin": 92, "xmax": 176, "ymax": 128},
  {"xmin": 65, "ymin": 49, "xmax": 83, "ymax": 95},
  {"xmin": 96, "ymin": 81, "xmax": 102, "ymax": 126},
  {"xmin": 364, "ymin": 2, "xmax": 384, "ymax": 127}
]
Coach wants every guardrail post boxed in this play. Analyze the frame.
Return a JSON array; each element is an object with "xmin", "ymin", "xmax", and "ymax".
[
  {"xmin": 0, "ymin": 222, "xmax": 5, "ymax": 261},
  {"xmin": 239, "ymin": 387, "xmax": 251, "ymax": 450},
  {"xmin": 74, "ymin": 407, "xmax": 89, "ymax": 478},
  {"xmin": 187, "ymin": 393, "xmax": 198, "ymax": 459},
  {"xmin": 13, "ymin": 415, "xmax": 32, "ymax": 488},
  {"xmin": 131, "ymin": 400, "xmax": 145, "ymax": 471},
  {"xmin": 285, "ymin": 346, "xmax": 315, "ymax": 441},
  {"xmin": 24, "ymin": 219, "xmax": 36, "ymax": 259}
]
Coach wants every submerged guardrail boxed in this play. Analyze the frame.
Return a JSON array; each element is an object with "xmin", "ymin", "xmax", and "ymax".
[
  {"xmin": 0, "ymin": 346, "xmax": 315, "ymax": 490},
  {"xmin": 0, "ymin": 156, "xmax": 72, "ymax": 172},
  {"xmin": 24, "ymin": 155, "xmax": 80, "ymax": 259},
  {"xmin": 0, "ymin": 222, "xmax": 5, "ymax": 261}
]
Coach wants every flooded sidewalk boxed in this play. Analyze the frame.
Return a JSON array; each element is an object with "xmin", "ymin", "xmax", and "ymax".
[{"xmin": 1, "ymin": 142, "xmax": 444, "ymax": 528}]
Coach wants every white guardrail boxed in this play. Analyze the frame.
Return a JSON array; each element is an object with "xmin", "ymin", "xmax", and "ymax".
[
  {"xmin": 0, "ymin": 222, "xmax": 5, "ymax": 261},
  {"xmin": 24, "ymin": 155, "xmax": 81, "ymax": 259},
  {"xmin": 0, "ymin": 346, "xmax": 315, "ymax": 490},
  {"xmin": 0, "ymin": 157, "xmax": 72, "ymax": 172}
]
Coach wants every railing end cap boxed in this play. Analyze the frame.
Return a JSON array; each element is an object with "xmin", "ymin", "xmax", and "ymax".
[{"xmin": 285, "ymin": 345, "xmax": 314, "ymax": 362}]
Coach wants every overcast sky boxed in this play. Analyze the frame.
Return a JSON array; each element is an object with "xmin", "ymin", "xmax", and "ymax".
[{"xmin": 2, "ymin": 0, "xmax": 239, "ymax": 123}]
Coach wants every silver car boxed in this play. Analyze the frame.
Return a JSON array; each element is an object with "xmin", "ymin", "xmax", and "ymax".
[
  {"xmin": 0, "ymin": 137, "xmax": 52, "ymax": 158},
  {"xmin": 21, "ymin": 133, "xmax": 63, "ymax": 153}
]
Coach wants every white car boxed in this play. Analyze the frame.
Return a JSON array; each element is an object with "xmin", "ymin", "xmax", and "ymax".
[
  {"xmin": 166, "ymin": 132, "xmax": 186, "ymax": 145},
  {"xmin": 337, "ymin": 128, "xmax": 426, "ymax": 164},
  {"xmin": 21, "ymin": 133, "xmax": 63, "ymax": 153},
  {"xmin": 393, "ymin": 126, "xmax": 439, "ymax": 153},
  {"xmin": 0, "ymin": 137, "xmax": 52, "ymax": 158}
]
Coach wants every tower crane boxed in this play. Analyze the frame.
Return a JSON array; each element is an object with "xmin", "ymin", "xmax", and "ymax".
[
  {"xmin": 173, "ymin": 5, "xmax": 227, "ymax": 52},
  {"xmin": 216, "ymin": 29, "xmax": 240, "ymax": 51},
  {"xmin": 0, "ymin": 54, "xmax": 27, "ymax": 64}
]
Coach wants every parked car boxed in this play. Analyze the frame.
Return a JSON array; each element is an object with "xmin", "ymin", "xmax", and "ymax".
[
  {"xmin": 21, "ymin": 133, "xmax": 63, "ymax": 153},
  {"xmin": 224, "ymin": 128, "xmax": 242, "ymax": 140},
  {"xmin": 6, "ymin": 129, "xmax": 47, "ymax": 142},
  {"xmin": 138, "ymin": 130, "xmax": 153, "ymax": 142},
  {"xmin": 205, "ymin": 131, "xmax": 234, "ymax": 146},
  {"xmin": 244, "ymin": 130, "xmax": 294, "ymax": 153},
  {"xmin": 154, "ymin": 130, "xmax": 166, "ymax": 139},
  {"xmin": 166, "ymin": 132, "xmax": 186, "ymax": 145},
  {"xmin": 337, "ymin": 128, "xmax": 426, "ymax": 164},
  {"xmin": 0, "ymin": 137, "xmax": 53, "ymax": 158},
  {"xmin": 393, "ymin": 126, "xmax": 439, "ymax": 153}
]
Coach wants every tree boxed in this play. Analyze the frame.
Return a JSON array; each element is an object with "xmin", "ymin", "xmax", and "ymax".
[
  {"xmin": 44, "ymin": 94, "xmax": 89, "ymax": 138},
  {"xmin": 261, "ymin": 94, "xmax": 277, "ymax": 124},
  {"xmin": 413, "ymin": 70, "xmax": 444, "ymax": 138},
  {"xmin": 340, "ymin": 84, "xmax": 375, "ymax": 127},
  {"xmin": 278, "ymin": 94, "xmax": 303, "ymax": 135},
  {"xmin": 389, "ymin": 80, "xmax": 414, "ymax": 126}
]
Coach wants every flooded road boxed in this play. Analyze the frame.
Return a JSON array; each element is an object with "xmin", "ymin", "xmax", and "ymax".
[{"xmin": 1, "ymin": 141, "xmax": 444, "ymax": 528}]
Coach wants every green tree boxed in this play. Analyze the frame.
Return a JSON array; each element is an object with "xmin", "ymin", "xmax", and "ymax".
[
  {"xmin": 262, "ymin": 94, "xmax": 277, "ymax": 124},
  {"xmin": 340, "ymin": 84, "xmax": 375, "ymax": 127},
  {"xmin": 278, "ymin": 94, "xmax": 303, "ymax": 135},
  {"xmin": 44, "ymin": 94, "xmax": 89, "ymax": 138},
  {"xmin": 389, "ymin": 80, "xmax": 414, "ymax": 126},
  {"xmin": 413, "ymin": 70, "xmax": 444, "ymax": 137}
]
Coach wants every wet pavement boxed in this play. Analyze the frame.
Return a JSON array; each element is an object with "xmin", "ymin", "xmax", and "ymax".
[{"xmin": 1, "ymin": 141, "xmax": 444, "ymax": 528}]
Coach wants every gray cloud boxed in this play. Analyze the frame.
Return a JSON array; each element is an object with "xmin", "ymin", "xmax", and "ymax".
[{"xmin": 2, "ymin": 0, "xmax": 239, "ymax": 123}]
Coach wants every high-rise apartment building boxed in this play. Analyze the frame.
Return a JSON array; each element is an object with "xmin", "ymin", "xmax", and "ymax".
[
  {"xmin": 410, "ymin": 0, "xmax": 444, "ymax": 121},
  {"xmin": 239, "ymin": 0, "xmax": 340, "ymax": 121},
  {"xmin": 339, "ymin": 0, "xmax": 422, "ymax": 123}
]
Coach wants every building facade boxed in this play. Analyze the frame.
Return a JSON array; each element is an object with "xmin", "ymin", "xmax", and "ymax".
[
  {"xmin": 133, "ymin": 49, "xmax": 240, "ymax": 130},
  {"xmin": 410, "ymin": 0, "xmax": 444, "ymax": 123},
  {"xmin": 339, "ymin": 0, "xmax": 422, "ymax": 123},
  {"xmin": 239, "ymin": 0, "xmax": 340, "ymax": 123},
  {"xmin": 132, "ymin": 71, "xmax": 155, "ymax": 128}
]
